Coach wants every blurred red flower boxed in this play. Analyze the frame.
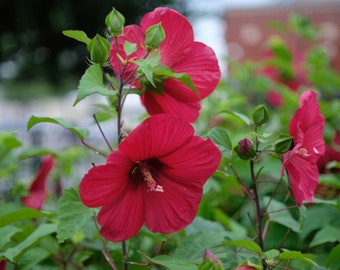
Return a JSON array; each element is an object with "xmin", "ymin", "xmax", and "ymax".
[
  {"xmin": 281, "ymin": 90, "xmax": 325, "ymax": 205},
  {"xmin": 22, "ymin": 155, "xmax": 55, "ymax": 210},
  {"xmin": 110, "ymin": 7, "xmax": 221, "ymax": 122},
  {"xmin": 317, "ymin": 130, "xmax": 340, "ymax": 174},
  {"xmin": 261, "ymin": 50, "xmax": 310, "ymax": 107},
  {"xmin": 79, "ymin": 114, "xmax": 221, "ymax": 242}
]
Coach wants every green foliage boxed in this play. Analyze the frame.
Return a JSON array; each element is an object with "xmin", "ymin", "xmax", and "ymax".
[
  {"xmin": 74, "ymin": 63, "xmax": 116, "ymax": 105},
  {"xmin": 2, "ymin": 6, "xmax": 340, "ymax": 270},
  {"xmin": 27, "ymin": 116, "xmax": 90, "ymax": 140},
  {"xmin": 57, "ymin": 188, "xmax": 93, "ymax": 243},
  {"xmin": 62, "ymin": 30, "xmax": 91, "ymax": 44}
]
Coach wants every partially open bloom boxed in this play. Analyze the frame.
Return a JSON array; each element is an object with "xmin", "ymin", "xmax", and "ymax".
[
  {"xmin": 22, "ymin": 155, "xmax": 55, "ymax": 210},
  {"xmin": 281, "ymin": 90, "xmax": 325, "ymax": 205},
  {"xmin": 79, "ymin": 114, "xmax": 221, "ymax": 242},
  {"xmin": 110, "ymin": 7, "xmax": 221, "ymax": 122}
]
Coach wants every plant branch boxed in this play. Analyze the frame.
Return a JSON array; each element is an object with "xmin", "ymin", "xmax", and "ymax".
[{"xmin": 92, "ymin": 216, "xmax": 119, "ymax": 270}]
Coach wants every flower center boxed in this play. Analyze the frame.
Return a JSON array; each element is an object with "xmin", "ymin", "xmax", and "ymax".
[
  {"xmin": 296, "ymin": 147, "xmax": 309, "ymax": 157},
  {"xmin": 130, "ymin": 161, "xmax": 164, "ymax": 192}
]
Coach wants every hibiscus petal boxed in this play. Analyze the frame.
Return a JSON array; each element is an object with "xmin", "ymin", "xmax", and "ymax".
[
  {"xmin": 119, "ymin": 114, "xmax": 196, "ymax": 160},
  {"xmin": 79, "ymin": 151, "xmax": 133, "ymax": 208},
  {"xmin": 159, "ymin": 136, "xmax": 221, "ymax": 185},
  {"xmin": 141, "ymin": 91, "xmax": 201, "ymax": 122},
  {"xmin": 166, "ymin": 42, "xmax": 221, "ymax": 100},
  {"xmin": 290, "ymin": 90, "xmax": 325, "ymax": 160},
  {"xmin": 98, "ymin": 184, "xmax": 144, "ymax": 242},
  {"xmin": 282, "ymin": 151, "xmax": 319, "ymax": 205},
  {"xmin": 140, "ymin": 7, "xmax": 194, "ymax": 67},
  {"xmin": 144, "ymin": 174, "xmax": 203, "ymax": 233}
]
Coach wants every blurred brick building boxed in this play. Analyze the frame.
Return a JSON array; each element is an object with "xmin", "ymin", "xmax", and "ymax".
[{"xmin": 224, "ymin": 0, "xmax": 340, "ymax": 71}]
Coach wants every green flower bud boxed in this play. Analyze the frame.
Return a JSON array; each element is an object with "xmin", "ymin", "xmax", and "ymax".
[
  {"xmin": 105, "ymin": 7, "xmax": 125, "ymax": 37},
  {"xmin": 275, "ymin": 134, "xmax": 293, "ymax": 154},
  {"xmin": 234, "ymin": 138, "xmax": 256, "ymax": 160},
  {"xmin": 145, "ymin": 23, "xmax": 165, "ymax": 50},
  {"xmin": 87, "ymin": 34, "xmax": 110, "ymax": 64},
  {"xmin": 252, "ymin": 104, "xmax": 270, "ymax": 127}
]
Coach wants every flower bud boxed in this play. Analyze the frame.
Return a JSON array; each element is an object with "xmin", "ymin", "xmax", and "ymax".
[
  {"xmin": 145, "ymin": 23, "xmax": 165, "ymax": 50},
  {"xmin": 200, "ymin": 249, "xmax": 223, "ymax": 270},
  {"xmin": 87, "ymin": 34, "xmax": 110, "ymax": 64},
  {"xmin": 275, "ymin": 135, "xmax": 293, "ymax": 154},
  {"xmin": 235, "ymin": 266, "xmax": 257, "ymax": 270},
  {"xmin": 234, "ymin": 138, "xmax": 256, "ymax": 160},
  {"xmin": 252, "ymin": 104, "xmax": 270, "ymax": 127},
  {"xmin": 105, "ymin": 7, "xmax": 125, "ymax": 37}
]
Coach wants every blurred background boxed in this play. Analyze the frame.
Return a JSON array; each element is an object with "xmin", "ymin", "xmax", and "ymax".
[{"xmin": 1, "ymin": 0, "xmax": 340, "ymax": 147}]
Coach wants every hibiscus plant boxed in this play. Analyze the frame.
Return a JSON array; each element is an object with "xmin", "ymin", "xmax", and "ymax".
[{"xmin": 1, "ymin": 7, "xmax": 340, "ymax": 270}]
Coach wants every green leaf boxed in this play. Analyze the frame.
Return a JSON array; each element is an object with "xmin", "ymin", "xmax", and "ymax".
[
  {"xmin": 57, "ymin": 188, "xmax": 93, "ymax": 243},
  {"xmin": 145, "ymin": 255, "xmax": 197, "ymax": 270},
  {"xmin": 3, "ymin": 223, "xmax": 57, "ymax": 262},
  {"xmin": 279, "ymin": 250, "xmax": 318, "ymax": 267},
  {"xmin": 217, "ymin": 239, "xmax": 263, "ymax": 255},
  {"xmin": 309, "ymin": 225, "xmax": 340, "ymax": 247},
  {"xmin": 263, "ymin": 196, "xmax": 301, "ymax": 232},
  {"xmin": 154, "ymin": 67, "xmax": 198, "ymax": 94},
  {"xmin": 27, "ymin": 116, "xmax": 90, "ymax": 140},
  {"xmin": 174, "ymin": 231, "xmax": 231, "ymax": 263},
  {"xmin": 18, "ymin": 146, "xmax": 55, "ymax": 160},
  {"xmin": 74, "ymin": 63, "xmax": 116, "ymax": 105},
  {"xmin": 124, "ymin": 41, "xmax": 137, "ymax": 56},
  {"xmin": 0, "ymin": 225, "xmax": 22, "ymax": 249},
  {"xmin": 205, "ymin": 127, "xmax": 233, "ymax": 159},
  {"xmin": 0, "ymin": 208, "xmax": 53, "ymax": 227},
  {"xmin": 0, "ymin": 132, "xmax": 22, "ymax": 160},
  {"xmin": 62, "ymin": 30, "xmax": 91, "ymax": 44},
  {"xmin": 17, "ymin": 247, "xmax": 50, "ymax": 270},
  {"xmin": 327, "ymin": 243, "xmax": 340, "ymax": 266},
  {"xmin": 219, "ymin": 110, "xmax": 252, "ymax": 126}
]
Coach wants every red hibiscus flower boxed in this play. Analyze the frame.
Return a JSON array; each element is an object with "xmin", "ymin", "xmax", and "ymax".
[
  {"xmin": 79, "ymin": 114, "xmax": 221, "ymax": 242},
  {"xmin": 281, "ymin": 90, "xmax": 325, "ymax": 205},
  {"xmin": 22, "ymin": 155, "xmax": 55, "ymax": 210},
  {"xmin": 110, "ymin": 7, "xmax": 221, "ymax": 122}
]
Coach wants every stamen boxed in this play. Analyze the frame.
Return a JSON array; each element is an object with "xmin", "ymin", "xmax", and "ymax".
[
  {"xmin": 297, "ymin": 147, "xmax": 309, "ymax": 157},
  {"xmin": 140, "ymin": 165, "xmax": 164, "ymax": 192},
  {"xmin": 313, "ymin": 147, "xmax": 319, "ymax": 154}
]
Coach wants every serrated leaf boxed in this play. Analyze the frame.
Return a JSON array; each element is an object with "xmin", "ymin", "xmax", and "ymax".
[
  {"xmin": 74, "ymin": 63, "xmax": 116, "ymax": 105},
  {"xmin": 174, "ymin": 231, "xmax": 231, "ymax": 263},
  {"xmin": 217, "ymin": 239, "xmax": 263, "ymax": 255},
  {"xmin": 62, "ymin": 30, "xmax": 91, "ymax": 44},
  {"xmin": 57, "ymin": 188, "xmax": 93, "ymax": 243},
  {"xmin": 0, "ymin": 208, "xmax": 54, "ymax": 227},
  {"xmin": 3, "ymin": 223, "xmax": 57, "ymax": 262},
  {"xmin": 27, "ymin": 116, "xmax": 90, "ymax": 140},
  {"xmin": 327, "ymin": 243, "xmax": 340, "ymax": 266},
  {"xmin": 279, "ymin": 250, "xmax": 318, "ymax": 267},
  {"xmin": 219, "ymin": 110, "xmax": 252, "ymax": 126},
  {"xmin": 205, "ymin": 127, "xmax": 233, "ymax": 159},
  {"xmin": 145, "ymin": 255, "xmax": 197, "ymax": 270}
]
